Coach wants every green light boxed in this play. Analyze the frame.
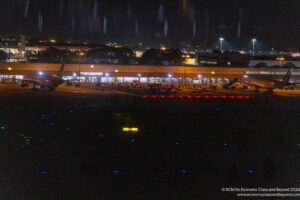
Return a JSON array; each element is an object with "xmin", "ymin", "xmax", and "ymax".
[
  {"xmin": 20, "ymin": 133, "xmax": 24, "ymax": 137},
  {"xmin": 26, "ymin": 139, "xmax": 30, "ymax": 142},
  {"xmin": 25, "ymin": 142, "xmax": 29, "ymax": 144},
  {"xmin": 0, "ymin": 126, "xmax": 5, "ymax": 130}
]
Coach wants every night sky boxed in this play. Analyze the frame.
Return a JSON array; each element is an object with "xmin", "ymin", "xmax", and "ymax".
[{"xmin": 0, "ymin": 0, "xmax": 299, "ymax": 50}]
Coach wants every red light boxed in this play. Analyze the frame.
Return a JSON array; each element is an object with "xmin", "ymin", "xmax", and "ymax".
[
  {"xmin": 212, "ymin": 96, "xmax": 218, "ymax": 99},
  {"xmin": 195, "ymin": 96, "xmax": 201, "ymax": 99},
  {"xmin": 151, "ymin": 95, "xmax": 157, "ymax": 98},
  {"xmin": 237, "ymin": 96, "xmax": 242, "ymax": 99},
  {"xmin": 160, "ymin": 95, "xmax": 166, "ymax": 98},
  {"xmin": 186, "ymin": 95, "xmax": 192, "ymax": 98},
  {"xmin": 143, "ymin": 95, "xmax": 148, "ymax": 98},
  {"xmin": 244, "ymin": 96, "xmax": 250, "ymax": 99},
  {"xmin": 178, "ymin": 95, "xmax": 183, "ymax": 98},
  {"xmin": 221, "ymin": 96, "xmax": 227, "ymax": 99},
  {"xmin": 229, "ymin": 96, "xmax": 234, "ymax": 99},
  {"xmin": 204, "ymin": 96, "xmax": 209, "ymax": 99},
  {"xmin": 168, "ymin": 95, "xmax": 174, "ymax": 98}
]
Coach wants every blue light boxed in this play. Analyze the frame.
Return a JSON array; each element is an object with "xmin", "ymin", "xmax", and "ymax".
[
  {"xmin": 98, "ymin": 134, "xmax": 104, "ymax": 138},
  {"xmin": 297, "ymin": 144, "xmax": 300, "ymax": 147},
  {"xmin": 42, "ymin": 171, "xmax": 48, "ymax": 175},
  {"xmin": 216, "ymin": 107, "xmax": 219, "ymax": 111},
  {"xmin": 92, "ymin": 109, "xmax": 96, "ymax": 112},
  {"xmin": 248, "ymin": 169, "xmax": 254, "ymax": 173},
  {"xmin": 41, "ymin": 114, "xmax": 46, "ymax": 120},
  {"xmin": 49, "ymin": 122, "xmax": 54, "ymax": 126},
  {"xmin": 66, "ymin": 128, "xmax": 71, "ymax": 132},
  {"xmin": 52, "ymin": 112, "xmax": 56, "ymax": 115},
  {"xmin": 224, "ymin": 143, "xmax": 228, "ymax": 146},
  {"xmin": 175, "ymin": 142, "xmax": 180, "ymax": 145},
  {"xmin": 112, "ymin": 170, "xmax": 119, "ymax": 174},
  {"xmin": 181, "ymin": 169, "xmax": 187, "ymax": 174},
  {"xmin": 69, "ymin": 110, "xmax": 73, "ymax": 113},
  {"xmin": 131, "ymin": 139, "xmax": 135, "ymax": 143}
]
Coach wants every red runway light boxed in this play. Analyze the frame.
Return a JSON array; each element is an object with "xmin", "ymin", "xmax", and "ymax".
[
  {"xmin": 229, "ymin": 96, "xmax": 235, "ymax": 99},
  {"xmin": 212, "ymin": 96, "xmax": 218, "ymax": 99},
  {"xmin": 160, "ymin": 95, "xmax": 166, "ymax": 98},
  {"xmin": 237, "ymin": 96, "xmax": 243, "ymax": 99},
  {"xmin": 143, "ymin": 95, "xmax": 148, "ymax": 98},
  {"xmin": 186, "ymin": 95, "xmax": 192, "ymax": 98},
  {"xmin": 151, "ymin": 95, "xmax": 157, "ymax": 98},
  {"xmin": 204, "ymin": 96, "xmax": 209, "ymax": 99},
  {"xmin": 221, "ymin": 96, "xmax": 227, "ymax": 99},
  {"xmin": 178, "ymin": 95, "xmax": 183, "ymax": 98},
  {"xmin": 195, "ymin": 96, "xmax": 201, "ymax": 99},
  {"xmin": 244, "ymin": 96, "xmax": 250, "ymax": 99},
  {"xmin": 168, "ymin": 95, "xmax": 174, "ymax": 98}
]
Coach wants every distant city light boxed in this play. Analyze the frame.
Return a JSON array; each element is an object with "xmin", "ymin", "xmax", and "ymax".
[
  {"xmin": 137, "ymin": 73, "xmax": 141, "ymax": 77},
  {"xmin": 50, "ymin": 39, "xmax": 56, "ymax": 43},
  {"xmin": 7, "ymin": 67, "xmax": 12, "ymax": 71},
  {"xmin": 219, "ymin": 37, "xmax": 224, "ymax": 41},
  {"xmin": 38, "ymin": 71, "xmax": 43, "ymax": 75},
  {"xmin": 90, "ymin": 65, "xmax": 94, "ymax": 69},
  {"xmin": 243, "ymin": 74, "xmax": 249, "ymax": 78},
  {"xmin": 114, "ymin": 69, "xmax": 119, "ymax": 73},
  {"xmin": 198, "ymin": 74, "xmax": 202, "ymax": 78},
  {"xmin": 211, "ymin": 71, "xmax": 216, "ymax": 75},
  {"xmin": 168, "ymin": 73, "xmax": 172, "ymax": 78},
  {"xmin": 73, "ymin": 73, "xmax": 77, "ymax": 77},
  {"xmin": 105, "ymin": 73, "xmax": 109, "ymax": 77}
]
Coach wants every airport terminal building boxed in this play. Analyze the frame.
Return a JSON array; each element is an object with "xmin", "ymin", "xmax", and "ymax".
[{"xmin": 1, "ymin": 63, "xmax": 300, "ymax": 85}]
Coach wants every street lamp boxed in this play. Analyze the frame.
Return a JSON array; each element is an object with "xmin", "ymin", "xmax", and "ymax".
[
  {"xmin": 105, "ymin": 72, "xmax": 109, "ymax": 83},
  {"xmin": 138, "ymin": 73, "xmax": 141, "ymax": 83},
  {"xmin": 276, "ymin": 57, "xmax": 285, "ymax": 72},
  {"xmin": 168, "ymin": 73, "xmax": 172, "ymax": 83},
  {"xmin": 252, "ymin": 38, "xmax": 257, "ymax": 56},
  {"xmin": 198, "ymin": 74, "xmax": 202, "ymax": 85},
  {"xmin": 77, "ymin": 52, "xmax": 85, "ymax": 86},
  {"xmin": 219, "ymin": 37, "xmax": 224, "ymax": 52}
]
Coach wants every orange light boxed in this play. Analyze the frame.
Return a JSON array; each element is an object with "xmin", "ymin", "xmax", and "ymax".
[
  {"xmin": 276, "ymin": 57, "xmax": 285, "ymax": 61},
  {"xmin": 78, "ymin": 52, "xmax": 85, "ymax": 56},
  {"xmin": 7, "ymin": 67, "xmax": 12, "ymax": 71},
  {"xmin": 211, "ymin": 71, "xmax": 216, "ymax": 75},
  {"xmin": 50, "ymin": 39, "xmax": 56, "ymax": 43}
]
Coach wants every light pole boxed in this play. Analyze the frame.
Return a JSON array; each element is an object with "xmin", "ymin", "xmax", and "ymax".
[
  {"xmin": 252, "ymin": 38, "xmax": 257, "ymax": 57},
  {"xmin": 198, "ymin": 74, "xmax": 202, "ymax": 85},
  {"xmin": 168, "ymin": 74, "xmax": 172, "ymax": 83},
  {"xmin": 219, "ymin": 37, "xmax": 224, "ymax": 52},
  {"xmin": 138, "ymin": 73, "xmax": 141, "ymax": 83},
  {"xmin": 77, "ymin": 52, "xmax": 85, "ymax": 86},
  {"xmin": 105, "ymin": 73, "xmax": 109, "ymax": 83},
  {"xmin": 276, "ymin": 57, "xmax": 285, "ymax": 77}
]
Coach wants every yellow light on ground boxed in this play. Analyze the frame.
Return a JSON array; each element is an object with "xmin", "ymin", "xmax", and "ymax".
[
  {"xmin": 7, "ymin": 67, "xmax": 12, "ymax": 71},
  {"xmin": 114, "ymin": 69, "xmax": 119, "ymax": 73},
  {"xmin": 122, "ymin": 127, "xmax": 139, "ymax": 132},
  {"xmin": 130, "ymin": 128, "xmax": 139, "ymax": 132},
  {"xmin": 211, "ymin": 71, "xmax": 216, "ymax": 75},
  {"xmin": 123, "ymin": 127, "xmax": 130, "ymax": 131},
  {"xmin": 78, "ymin": 52, "xmax": 85, "ymax": 56},
  {"xmin": 50, "ymin": 39, "xmax": 56, "ymax": 43}
]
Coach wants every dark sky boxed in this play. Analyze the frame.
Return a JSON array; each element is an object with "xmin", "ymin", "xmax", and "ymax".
[{"xmin": 0, "ymin": 0, "xmax": 299, "ymax": 50}]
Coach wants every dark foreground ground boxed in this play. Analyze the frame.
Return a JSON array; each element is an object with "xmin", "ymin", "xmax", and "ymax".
[{"xmin": 1, "ymin": 84, "xmax": 300, "ymax": 199}]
